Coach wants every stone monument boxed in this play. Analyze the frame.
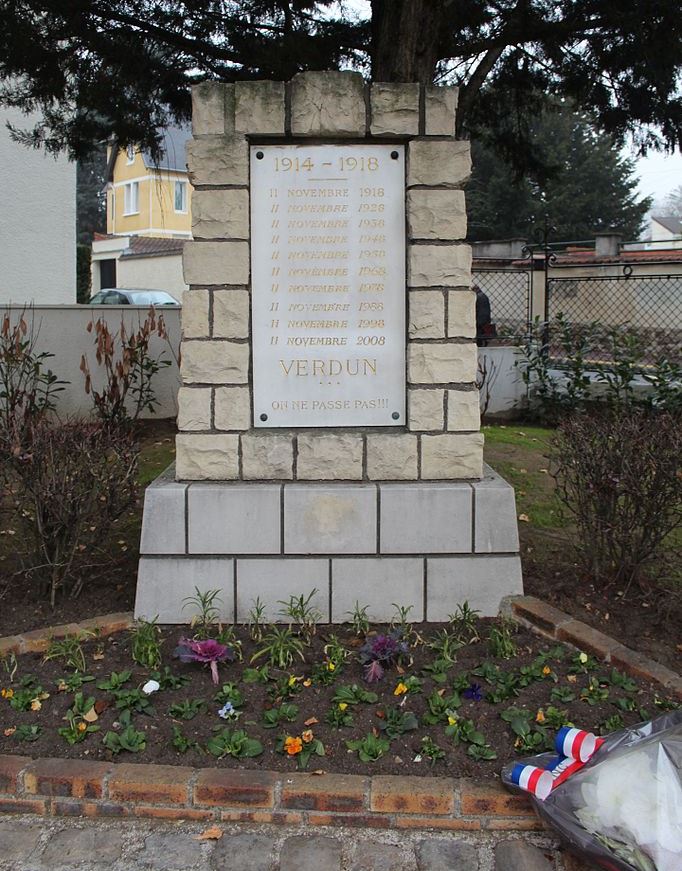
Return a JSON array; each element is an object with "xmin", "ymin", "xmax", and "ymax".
[{"xmin": 135, "ymin": 72, "xmax": 522, "ymax": 624}]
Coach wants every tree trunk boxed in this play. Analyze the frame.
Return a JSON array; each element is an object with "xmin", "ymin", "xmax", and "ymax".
[{"xmin": 370, "ymin": 0, "xmax": 447, "ymax": 83}]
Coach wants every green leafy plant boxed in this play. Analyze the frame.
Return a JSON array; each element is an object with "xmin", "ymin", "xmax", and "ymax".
[
  {"xmin": 130, "ymin": 618, "xmax": 162, "ymax": 669},
  {"xmin": 262, "ymin": 703, "xmax": 299, "ymax": 729},
  {"xmin": 612, "ymin": 696, "xmax": 637, "ymax": 713},
  {"xmin": 346, "ymin": 732, "xmax": 390, "ymax": 762},
  {"xmin": 550, "ymin": 686, "xmax": 576, "ymax": 703},
  {"xmin": 427, "ymin": 629, "xmax": 462, "ymax": 665},
  {"xmin": 311, "ymin": 660, "xmax": 340, "ymax": 687},
  {"xmin": 323, "ymin": 635, "xmax": 350, "ymax": 668},
  {"xmin": 267, "ymin": 674, "xmax": 303, "ymax": 703},
  {"xmin": 376, "ymin": 707, "xmax": 419, "ymax": 739},
  {"xmin": 13, "ymin": 724, "xmax": 42, "ymax": 742},
  {"xmin": 484, "ymin": 672, "xmax": 520, "ymax": 703},
  {"xmin": 97, "ymin": 670, "xmax": 132, "ymax": 691},
  {"xmin": 421, "ymin": 658, "xmax": 452, "ymax": 684},
  {"xmin": 390, "ymin": 603, "xmax": 415, "ymax": 639},
  {"xmin": 150, "ymin": 667, "xmax": 190, "ymax": 691},
  {"xmin": 419, "ymin": 735, "xmax": 445, "ymax": 765},
  {"xmin": 44, "ymin": 634, "xmax": 89, "ymax": 672},
  {"xmin": 252, "ymin": 626, "xmax": 305, "ymax": 669},
  {"xmin": 213, "ymin": 683, "xmax": 245, "ymax": 708},
  {"xmin": 501, "ymin": 706, "xmax": 550, "ymax": 754},
  {"xmin": 541, "ymin": 706, "xmax": 571, "ymax": 730},
  {"xmin": 112, "ymin": 687, "xmax": 155, "ymax": 716},
  {"xmin": 56, "ymin": 673, "xmax": 95, "ymax": 693},
  {"xmin": 242, "ymin": 665, "xmax": 271, "ymax": 685},
  {"xmin": 277, "ymin": 733, "xmax": 326, "ymax": 770},
  {"xmin": 102, "ymin": 713, "xmax": 146, "ymax": 755},
  {"xmin": 580, "ymin": 679, "xmax": 610, "ymax": 706},
  {"xmin": 448, "ymin": 601, "xmax": 481, "ymax": 643},
  {"xmin": 325, "ymin": 704, "xmax": 354, "ymax": 729},
  {"xmin": 247, "ymin": 596, "xmax": 267, "ymax": 643},
  {"xmin": 487, "ymin": 620, "xmax": 517, "ymax": 659},
  {"xmin": 206, "ymin": 728, "xmax": 263, "ymax": 759},
  {"xmin": 278, "ymin": 589, "xmax": 321, "ymax": 643},
  {"xmin": 346, "ymin": 601, "xmax": 370, "ymax": 637},
  {"xmin": 183, "ymin": 587, "xmax": 222, "ymax": 640},
  {"xmin": 7, "ymin": 677, "xmax": 48, "ymax": 712},
  {"xmin": 422, "ymin": 690, "xmax": 461, "ymax": 725},
  {"xmin": 168, "ymin": 698, "xmax": 207, "ymax": 720},
  {"xmin": 599, "ymin": 713, "xmax": 625, "ymax": 734},
  {"xmin": 468, "ymin": 743, "xmax": 498, "ymax": 761},
  {"xmin": 171, "ymin": 725, "xmax": 201, "ymax": 754},
  {"xmin": 58, "ymin": 710, "xmax": 100, "ymax": 745},
  {"xmin": 332, "ymin": 684, "xmax": 378, "ymax": 706}
]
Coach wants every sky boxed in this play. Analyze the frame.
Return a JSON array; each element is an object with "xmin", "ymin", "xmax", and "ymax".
[{"xmin": 633, "ymin": 149, "xmax": 682, "ymax": 208}]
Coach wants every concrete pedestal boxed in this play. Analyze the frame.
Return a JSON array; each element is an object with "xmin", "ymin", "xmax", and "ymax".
[{"xmin": 135, "ymin": 464, "xmax": 522, "ymax": 623}]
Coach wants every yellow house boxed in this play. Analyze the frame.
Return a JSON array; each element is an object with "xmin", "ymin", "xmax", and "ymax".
[{"xmin": 105, "ymin": 124, "xmax": 193, "ymax": 238}]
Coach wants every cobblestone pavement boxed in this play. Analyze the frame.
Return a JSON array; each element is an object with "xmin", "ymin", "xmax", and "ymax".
[{"xmin": 0, "ymin": 815, "xmax": 589, "ymax": 871}]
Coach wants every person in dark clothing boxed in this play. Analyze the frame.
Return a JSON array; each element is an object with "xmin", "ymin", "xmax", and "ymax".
[{"xmin": 474, "ymin": 285, "xmax": 495, "ymax": 346}]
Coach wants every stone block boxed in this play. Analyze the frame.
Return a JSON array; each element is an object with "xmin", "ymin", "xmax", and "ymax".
[
  {"xmin": 235, "ymin": 559, "xmax": 329, "ymax": 622},
  {"xmin": 474, "ymin": 467, "xmax": 519, "ymax": 552},
  {"xmin": 447, "ymin": 390, "xmax": 481, "ymax": 432},
  {"xmin": 427, "ymin": 555, "xmax": 523, "ymax": 619},
  {"xmin": 407, "ymin": 140, "xmax": 471, "ymax": 187},
  {"xmin": 188, "ymin": 484, "xmax": 281, "ymax": 553},
  {"xmin": 175, "ymin": 433, "xmax": 239, "ymax": 480},
  {"xmin": 183, "ymin": 240, "xmax": 249, "ymax": 286},
  {"xmin": 192, "ymin": 82, "xmax": 232, "ymax": 136},
  {"xmin": 331, "ymin": 558, "xmax": 423, "ymax": 621},
  {"xmin": 280, "ymin": 835, "xmax": 342, "ymax": 871},
  {"xmin": 235, "ymin": 80, "xmax": 286, "ymax": 134},
  {"xmin": 192, "ymin": 189, "xmax": 249, "ymax": 240},
  {"xmin": 181, "ymin": 340, "xmax": 249, "ymax": 384},
  {"xmin": 296, "ymin": 433, "xmax": 363, "ymax": 480},
  {"xmin": 425, "ymin": 86, "xmax": 458, "ymax": 135},
  {"xmin": 39, "ymin": 828, "xmax": 123, "ymax": 867},
  {"xmin": 494, "ymin": 841, "xmax": 554, "ymax": 871},
  {"xmin": 241, "ymin": 433, "xmax": 294, "ymax": 479},
  {"xmin": 408, "ymin": 342, "xmax": 478, "ymax": 384},
  {"xmin": 284, "ymin": 484, "xmax": 377, "ymax": 554},
  {"xmin": 213, "ymin": 288, "xmax": 250, "ymax": 338},
  {"xmin": 291, "ymin": 71, "xmax": 366, "ymax": 136},
  {"xmin": 140, "ymin": 474, "xmax": 187, "ymax": 554},
  {"xmin": 181, "ymin": 288, "xmax": 209, "ymax": 337},
  {"xmin": 408, "ymin": 243, "xmax": 471, "ymax": 287},
  {"xmin": 408, "ymin": 388, "xmax": 444, "ymax": 431},
  {"xmin": 186, "ymin": 136, "xmax": 248, "ymax": 186},
  {"xmin": 350, "ymin": 843, "xmax": 406, "ymax": 871},
  {"xmin": 366, "ymin": 434, "xmax": 418, "ymax": 480},
  {"xmin": 408, "ymin": 290, "xmax": 445, "ymax": 338},
  {"xmin": 211, "ymin": 833, "xmax": 277, "ymax": 871},
  {"xmin": 214, "ymin": 385, "xmax": 251, "ymax": 430},
  {"xmin": 407, "ymin": 189, "xmax": 466, "ymax": 240},
  {"xmin": 135, "ymin": 557, "xmax": 234, "ymax": 622},
  {"xmin": 381, "ymin": 483, "xmax": 472, "ymax": 554},
  {"xmin": 135, "ymin": 833, "xmax": 204, "ymax": 871},
  {"xmin": 177, "ymin": 387, "xmax": 211, "ymax": 431},
  {"xmin": 416, "ymin": 838, "xmax": 479, "ymax": 871},
  {"xmin": 421, "ymin": 432, "xmax": 484, "ymax": 479},
  {"xmin": 370, "ymin": 82, "xmax": 420, "ymax": 135},
  {"xmin": 448, "ymin": 289, "xmax": 476, "ymax": 337}
]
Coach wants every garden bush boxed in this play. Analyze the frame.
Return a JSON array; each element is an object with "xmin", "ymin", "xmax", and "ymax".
[
  {"xmin": 519, "ymin": 316, "xmax": 681, "ymax": 421},
  {"xmin": 551, "ymin": 406, "xmax": 681, "ymax": 590},
  {"xmin": 10, "ymin": 418, "xmax": 138, "ymax": 605}
]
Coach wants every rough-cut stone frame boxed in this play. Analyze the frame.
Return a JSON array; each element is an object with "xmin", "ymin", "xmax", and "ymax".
[{"xmin": 176, "ymin": 72, "xmax": 483, "ymax": 482}]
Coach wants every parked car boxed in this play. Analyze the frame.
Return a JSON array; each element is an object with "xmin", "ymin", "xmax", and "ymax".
[{"xmin": 88, "ymin": 288, "xmax": 180, "ymax": 305}]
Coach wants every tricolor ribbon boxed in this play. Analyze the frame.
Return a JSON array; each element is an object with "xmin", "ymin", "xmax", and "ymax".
[
  {"xmin": 556, "ymin": 727, "xmax": 598, "ymax": 762},
  {"xmin": 510, "ymin": 763, "xmax": 554, "ymax": 800}
]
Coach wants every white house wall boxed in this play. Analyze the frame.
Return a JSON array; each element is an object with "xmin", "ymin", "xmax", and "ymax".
[{"xmin": 0, "ymin": 106, "xmax": 76, "ymax": 305}]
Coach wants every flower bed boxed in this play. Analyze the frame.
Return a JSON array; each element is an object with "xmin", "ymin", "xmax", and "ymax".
[{"xmin": 0, "ymin": 599, "xmax": 678, "ymax": 778}]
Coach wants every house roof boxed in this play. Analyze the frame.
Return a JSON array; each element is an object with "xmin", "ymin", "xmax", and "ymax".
[
  {"xmin": 119, "ymin": 236, "xmax": 186, "ymax": 259},
  {"xmin": 105, "ymin": 123, "xmax": 192, "ymax": 182},
  {"xmin": 651, "ymin": 215, "xmax": 682, "ymax": 235}
]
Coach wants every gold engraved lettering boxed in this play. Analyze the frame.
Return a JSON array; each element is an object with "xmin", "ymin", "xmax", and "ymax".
[{"xmin": 279, "ymin": 358, "xmax": 378, "ymax": 377}]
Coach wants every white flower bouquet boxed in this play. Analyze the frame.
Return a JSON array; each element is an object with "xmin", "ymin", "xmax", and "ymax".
[{"xmin": 502, "ymin": 710, "xmax": 682, "ymax": 871}]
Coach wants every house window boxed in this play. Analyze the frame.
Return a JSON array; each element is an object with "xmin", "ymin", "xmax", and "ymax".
[
  {"xmin": 123, "ymin": 182, "xmax": 139, "ymax": 215},
  {"xmin": 174, "ymin": 180, "xmax": 187, "ymax": 213},
  {"xmin": 126, "ymin": 144, "xmax": 135, "ymax": 164}
]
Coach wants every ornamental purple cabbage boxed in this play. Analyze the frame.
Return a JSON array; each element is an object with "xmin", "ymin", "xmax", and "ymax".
[
  {"xmin": 173, "ymin": 637, "xmax": 235, "ymax": 684},
  {"xmin": 358, "ymin": 631, "xmax": 409, "ymax": 683}
]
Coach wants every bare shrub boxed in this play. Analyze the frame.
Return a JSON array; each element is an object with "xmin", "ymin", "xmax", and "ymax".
[
  {"xmin": 11, "ymin": 419, "xmax": 138, "ymax": 606},
  {"xmin": 551, "ymin": 407, "xmax": 682, "ymax": 592}
]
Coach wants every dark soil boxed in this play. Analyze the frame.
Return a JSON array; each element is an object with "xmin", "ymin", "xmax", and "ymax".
[{"xmin": 0, "ymin": 621, "xmax": 677, "ymax": 778}]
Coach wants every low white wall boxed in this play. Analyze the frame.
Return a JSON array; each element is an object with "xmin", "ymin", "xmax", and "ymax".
[
  {"xmin": 117, "ymin": 255, "xmax": 188, "ymax": 303},
  {"xmin": 478, "ymin": 345, "xmax": 527, "ymax": 418},
  {"xmin": 3, "ymin": 305, "xmax": 181, "ymax": 419}
]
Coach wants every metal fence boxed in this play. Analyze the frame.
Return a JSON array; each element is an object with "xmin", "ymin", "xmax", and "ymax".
[
  {"xmin": 546, "ymin": 271, "xmax": 682, "ymax": 365},
  {"xmin": 471, "ymin": 264, "xmax": 531, "ymax": 342}
]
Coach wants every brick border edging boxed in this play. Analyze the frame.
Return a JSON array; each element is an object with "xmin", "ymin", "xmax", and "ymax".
[
  {"xmin": 506, "ymin": 595, "xmax": 682, "ymax": 701},
  {"xmin": 0, "ymin": 612, "xmax": 135, "ymax": 658},
  {"xmin": 0, "ymin": 757, "xmax": 541, "ymax": 831}
]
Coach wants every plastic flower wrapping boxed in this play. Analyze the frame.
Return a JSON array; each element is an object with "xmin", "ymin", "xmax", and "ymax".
[{"xmin": 502, "ymin": 710, "xmax": 682, "ymax": 871}]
